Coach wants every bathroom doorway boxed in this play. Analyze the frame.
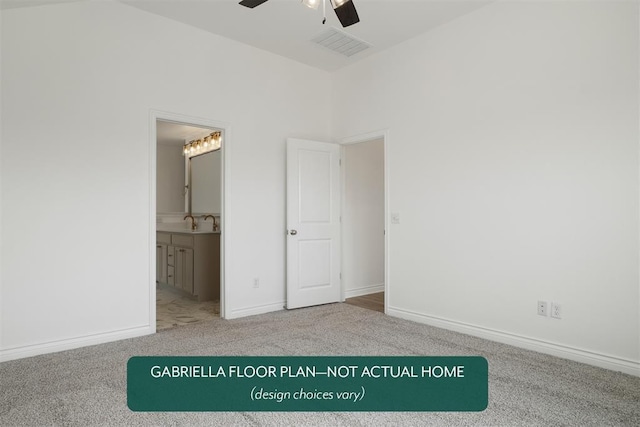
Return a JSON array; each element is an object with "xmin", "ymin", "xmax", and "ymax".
[
  {"xmin": 150, "ymin": 111, "xmax": 228, "ymax": 331},
  {"xmin": 341, "ymin": 133, "xmax": 387, "ymax": 314}
]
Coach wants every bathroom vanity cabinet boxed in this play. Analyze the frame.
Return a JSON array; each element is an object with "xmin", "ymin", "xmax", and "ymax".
[{"xmin": 156, "ymin": 231, "xmax": 220, "ymax": 301}]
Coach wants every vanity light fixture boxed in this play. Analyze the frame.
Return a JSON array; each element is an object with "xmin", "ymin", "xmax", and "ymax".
[{"xmin": 183, "ymin": 131, "xmax": 222, "ymax": 157}]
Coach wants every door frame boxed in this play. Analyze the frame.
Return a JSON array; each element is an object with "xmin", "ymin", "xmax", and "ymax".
[
  {"xmin": 339, "ymin": 129, "xmax": 390, "ymax": 314},
  {"xmin": 149, "ymin": 110, "xmax": 231, "ymax": 329}
]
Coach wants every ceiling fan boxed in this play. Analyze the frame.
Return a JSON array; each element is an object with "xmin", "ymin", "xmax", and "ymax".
[{"xmin": 239, "ymin": 0, "xmax": 360, "ymax": 28}]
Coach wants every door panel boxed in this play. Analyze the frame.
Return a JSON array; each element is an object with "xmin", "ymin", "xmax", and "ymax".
[
  {"xmin": 299, "ymin": 150, "xmax": 332, "ymax": 223},
  {"xmin": 298, "ymin": 239, "xmax": 331, "ymax": 289},
  {"xmin": 286, "ymin": 138, "xmax": 341, "ymax": 309}
]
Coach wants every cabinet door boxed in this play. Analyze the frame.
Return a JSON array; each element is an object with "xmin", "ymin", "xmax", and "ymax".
[
  {"xmin": 174, "ymin": 247, "xmax": 194, "ymax": 294},
  {"xmin": 156, "ymin": 243, "xmax": 167, "ymax": 283},
  {"xmin": 181, "ymin": 248, "xmax": 194, "ymax": 294},
  {"xmin": 167, "ymin": 265, "xmax": 175, "ymax": 286},
  {"xmin": 174, "ymin": 247, "xmax": 184, "ymax": 290}
]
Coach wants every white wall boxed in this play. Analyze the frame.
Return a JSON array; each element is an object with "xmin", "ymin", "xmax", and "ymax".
[
  {"xmin": 0, "ymin": 5, "xmax": 4, "ymax": 354},
  {"xmin": 343, "ymin": 139, "xmax": 385, "ymax": 298},
  {"xmin": 2, "ymin": 0, "xmax": 638, "ymax": 376},
  {"xmin": 332, "ymin": 1, "xmax": 639, "ymax": 373},
  {"xmin": 0, "ymin": 1, "xmax": 331, "ymax": 358},
  {"xmin": 156, "ymin": 144, "xmax": 185, "ymax": 213}
]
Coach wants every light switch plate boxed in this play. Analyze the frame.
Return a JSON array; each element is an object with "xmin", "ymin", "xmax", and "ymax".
[{"xmin": 391, "ymin": 212, "xmax": 400, "ymax": 224}]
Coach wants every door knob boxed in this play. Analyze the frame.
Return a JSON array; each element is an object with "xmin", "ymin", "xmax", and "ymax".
[{"xmin": 290, "ymin": 229, "xmax": 298, "ymax": 236}]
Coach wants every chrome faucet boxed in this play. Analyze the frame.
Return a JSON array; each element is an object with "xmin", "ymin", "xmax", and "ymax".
[
  {"xmin": 183, "ymin": 214, "xmax": 197, "ymax": 231},
  {"xmin": 203, "ymin": 214, "xmax": 218, "ymax": 231}
]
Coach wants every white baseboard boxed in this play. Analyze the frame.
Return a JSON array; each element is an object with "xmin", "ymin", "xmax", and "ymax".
[
  {"xmin": 0, "ymin": 325, "xmax": 154, "ymax": 363},
  {"xmin": 387, "ymin": 306, "xmax": 640, "ymax": 377},
  {"xmin": 344, "ymin": 283, "xmax": 385, "ymax": 299},
  {"xmin": 227, "ymin": 301, "xmax": 285, "ymax": 319}
]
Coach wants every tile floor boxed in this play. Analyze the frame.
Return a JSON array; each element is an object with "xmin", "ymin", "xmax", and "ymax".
[
  {"xmin": 156, "ymin": 284, "xmax": 219, "ymax": 330},
  {"xmin": 156, "ymin": 288, "xmax": 381, "ymax": 330}
]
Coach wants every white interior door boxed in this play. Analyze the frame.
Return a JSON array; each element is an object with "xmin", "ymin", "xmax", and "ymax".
[{"xmin": 286, "ymin": 138, "xmax": 341, "ymax": 309}]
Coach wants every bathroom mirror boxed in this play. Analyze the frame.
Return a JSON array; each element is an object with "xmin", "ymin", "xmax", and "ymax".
[
  {"xmin": 189, "ymin": 150, "xmax": 221, "ymax": 214},
  {"xmin": 156, "ymin": 120, "xmax": 221, "ymax": 215}
]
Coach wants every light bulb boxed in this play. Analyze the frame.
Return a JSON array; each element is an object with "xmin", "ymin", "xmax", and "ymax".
[{"xmin": 302, "ymin": 0, "xmax": 319, "ymax": 10}]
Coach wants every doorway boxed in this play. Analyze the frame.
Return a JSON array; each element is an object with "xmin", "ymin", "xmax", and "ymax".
[
  {"xmin": 341, "ymin": 133, "xmax": 387, "ymax": 314},
  {"xmin": 150, "ymin": 111, "xmax": 229, "ymax": 332}
]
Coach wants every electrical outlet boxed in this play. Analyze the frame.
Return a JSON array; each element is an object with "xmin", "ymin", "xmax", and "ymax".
[
  {"xmin": 550, "ymin": 302, "xmax": 562, "ymax": 319},
  {"xmin": 253, "ymin": 278, "xmax": 259, "ymax": 288},
  {"xmin": 537, "ymin": 301, "xmax": 548, "ymax": 316}
]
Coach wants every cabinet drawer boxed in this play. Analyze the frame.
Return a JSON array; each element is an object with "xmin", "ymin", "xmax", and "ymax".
[
  {"xmin": 172, "ymin": 234, "xmax": 193, "ymax": 247},
  {"xmin": 157, "ymin": 232, "xmax": 171, "ymax": 244}
]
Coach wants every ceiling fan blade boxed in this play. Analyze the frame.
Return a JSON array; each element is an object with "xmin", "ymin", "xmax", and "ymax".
[
  {"xmin": 239, "ymin": 0, "xmax": 269, "ymax": 8},
  {"xmin": 332, "ymin": 0, "xmax": 360, "ymax": 28}
]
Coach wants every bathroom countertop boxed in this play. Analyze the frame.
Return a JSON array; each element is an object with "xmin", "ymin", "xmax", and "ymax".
[{"xmin": 157, "ymin": 224, "xmax": 220, "ymax": 234}]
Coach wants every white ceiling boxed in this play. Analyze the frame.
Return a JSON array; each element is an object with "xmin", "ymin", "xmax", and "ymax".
[
  {"xmin": 1, "ymin": 0, "xmax": 493, "ymax": 72},
  {"xmin": 0, "ymin": 0, "xmax": 83, "ymax": 8}
]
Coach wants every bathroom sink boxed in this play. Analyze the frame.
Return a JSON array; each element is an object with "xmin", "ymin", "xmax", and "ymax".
[
  {"xmin": 156, "ymin": 224, "xmax": 220, "ymax": 234},
  {"xmin": 188, "ymin": 229, "xmax": 221, "ymax": 234},
  {"xmin": 168, "ymin": 228, "xmax": 219, "ymax": 235}
]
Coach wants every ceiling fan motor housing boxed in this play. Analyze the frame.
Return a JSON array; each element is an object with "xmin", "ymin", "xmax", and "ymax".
[
  {"xmin": 239, "ymin": 0, "xmax": 360, "ymax": 28},
  {"xmin": 332, "ymin": 0, "xmax": 360, "ymax": 28},
  {"xmin": 238, "ymin": 0, "xmax": 269, "ymax": 9}
]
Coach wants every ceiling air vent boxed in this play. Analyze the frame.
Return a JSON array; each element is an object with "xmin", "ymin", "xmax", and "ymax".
[{"xmin": 311, "ymin": 27, "xmax": 371, "ymax": 57}]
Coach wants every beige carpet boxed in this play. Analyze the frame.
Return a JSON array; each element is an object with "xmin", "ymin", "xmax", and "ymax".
[
  {"xmin": 156, "ymin": 284, "xmax": 219, "ymax": 330},
  {"xmin": 1, "ymin": 303, "xmax": 638, "ymax": 426}
]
